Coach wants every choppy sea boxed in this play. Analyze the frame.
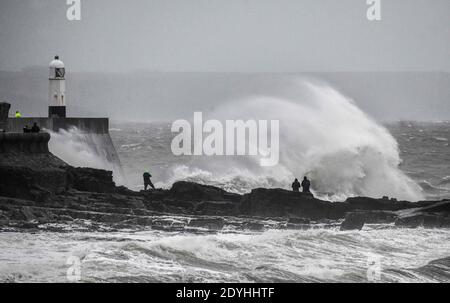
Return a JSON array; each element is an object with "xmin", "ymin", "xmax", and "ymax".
[{"xmin": 0, "ymin": 120, "xmax": 449, "ymax": 282}]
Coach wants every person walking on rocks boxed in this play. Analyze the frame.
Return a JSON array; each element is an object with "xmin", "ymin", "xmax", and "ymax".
[{"xmin": 143, "ymin": 171, "xmax": 155, "ymax": 191}]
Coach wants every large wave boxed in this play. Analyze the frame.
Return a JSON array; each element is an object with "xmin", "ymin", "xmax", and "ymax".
[
  {"xmin": 165, "ymin": 80, "xmax": 423, "ymax": 201},
  {"xmin": 44, "ymin": 79, "xmax": 424, "ymax": 201}
]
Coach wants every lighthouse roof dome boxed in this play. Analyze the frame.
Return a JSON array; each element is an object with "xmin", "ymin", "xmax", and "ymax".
[{"xmin": 49, "ymin": 56, "xmax": 65, "ymax": 68}]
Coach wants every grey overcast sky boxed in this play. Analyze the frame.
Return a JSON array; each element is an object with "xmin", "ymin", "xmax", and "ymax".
[{"xmin": 0, "ymin": 0, "xmax": 449, "ymax": 73}]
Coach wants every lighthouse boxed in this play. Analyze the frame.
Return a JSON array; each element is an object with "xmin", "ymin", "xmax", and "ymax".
[
  {"xmin": 48, "ymin": 55, "xmax": 66, "ymax": 118},
  {"xmin": 4, "ymin": 55, "xmax": 122, "ymax": 176}
]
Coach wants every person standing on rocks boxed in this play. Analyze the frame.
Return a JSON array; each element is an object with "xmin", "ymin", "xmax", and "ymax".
[
  {"xmin": 143, "ymin": 171, "xmax": 155, "ymax": 191},
  {"xmin": 301, "ymin": 176, "xmax": 311, "ymax": 193},
  {"xmin": 31, "ymin": 122, "xmax": 40, "ymax": 133},
  {"xmin": 292, "ymin": 178, "xmax": 301, "ymax": 192}
]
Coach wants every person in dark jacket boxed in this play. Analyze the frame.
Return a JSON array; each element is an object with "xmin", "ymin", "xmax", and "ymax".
[
  {"xmin": 31, "ymin": 122, "xmax": 40, "ymax": 133},
  {"xmin": 143, "ymin": 172, "xmax": 155, "ymax": 191},
  {"xmin": 292, "ymin": 178, "xmax": 301, "ymax": 192},
  {"xmin": 301, "ymin": 176, "xmax": 311, "ymax": 193}
]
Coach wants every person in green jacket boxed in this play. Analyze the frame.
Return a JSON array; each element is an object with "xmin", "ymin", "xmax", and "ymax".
[{"xmin": 15, "ymin": 111, "xmax": 22, "ymax": 118}]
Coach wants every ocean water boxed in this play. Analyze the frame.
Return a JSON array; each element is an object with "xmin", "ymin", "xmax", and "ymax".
[
  {"xmin": 1, "ymin": 82, "xmax": 449, "ymax": 283},
  {"xmin": 388, "ymin": 121, "xmax": 450, "ymax": 201},
  {"xmin": 0, "ymin": 225, "xmax": 449, "ymax": 283}
]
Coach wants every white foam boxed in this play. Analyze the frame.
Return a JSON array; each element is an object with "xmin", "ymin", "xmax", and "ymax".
[
  {"xmin": 165, "ymin": 80, "xmax": 424, "ymax": 201},
  {"xmin": 47, "ymin": 127, "xmax": 126, "ymax": 185}
]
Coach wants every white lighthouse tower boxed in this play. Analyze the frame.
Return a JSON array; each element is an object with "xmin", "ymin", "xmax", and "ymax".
[{"xmin": 48, "ymin": 55, "xmax": 66, "ymax": 118}]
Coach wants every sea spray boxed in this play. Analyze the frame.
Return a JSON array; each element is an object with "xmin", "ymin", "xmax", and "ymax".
[
  {"xmin": 163, "ymin": 80, "xmax": 423, "ymax": 201},
  {"xmin": 47, "ymin": 80, "xmax": 424, "ymax": 201},
  {"xmin": 47, "ymin": 127, "xmax": 126, "ymax": 185}
]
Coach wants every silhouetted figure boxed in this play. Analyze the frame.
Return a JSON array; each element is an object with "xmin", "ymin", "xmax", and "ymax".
[
  {"xmin": 23, "ymin": 125, "xmax": 31, "ymax": 133},
  {"xmin": 31, "ymin": 122, "xmax": 40, "ymax": 133},
  {"xmin": 292, "ymin": 178, "xmax": 301, "ymax": 192},
  {"xmin": 301, "ymin": 176, "xmax": 311, "ymax": 193},
  {"xmin": 143, "ymin": 172, "xmax": 155, "ymax": 191}
]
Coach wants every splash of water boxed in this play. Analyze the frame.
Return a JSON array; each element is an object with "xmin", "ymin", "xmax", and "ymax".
[
  {"xmin": 165, "ymin": 80, "xmax": 424, "ymax": 201},
  {"xmin": 47, "ymin": 127, "xmax": 126, "ymax": 185}
]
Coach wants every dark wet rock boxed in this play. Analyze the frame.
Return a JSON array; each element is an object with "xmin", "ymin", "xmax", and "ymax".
[
  {"xmin": 116, "ymin": 186, "xmax": 142, "ymax": 196},
  {"xmin": 59, "ymin": 215, "xmax": 74, "ymax": 222},
  {"xmin": 413, "ymin": 257, "xmax": 450, "ymax": 282},
  {"xmin": 286, "ymin": 217, "xmax": 311, "ymax": 229},
  {"xmin": 0, "ymin": 165, "xmax": 66, "ymax": 201},
  {"xmin": 418, "ymin": 200, "xmax": 450, "ymax": 213},
  {"xmin": 188, "ymin": 218, "xmax": 225, "ymax": 230},
  {"xmin": 163, "ymin": 200, "xmax": 195, "ymax": 213},
  {"xmin": 151, "ymin": 218, "xmax": 186, "ymax": 231},
  {"xmin": 314, "ymin": 218, "xmax": 338, "ymax": 224},
  {"xmin": 395, "ymin": 213, "xmax": 450, "ymax": 228},
  {"xmin": 242, "ymin": 221, "xmax": 265, "ymax": 231},
  {"xmin": 141, "ymin": 189, "xmax": 169, "ymax": 200},
  {"xmin": 67, "ymin": 167, "xmax": 116, "ymax": 193},
  {"xmin": 288, "ymin": 217, "xmax": 311, "ymax": 224},
  {"xmin": 15, "ymin": 221, "xmax": 40, "ymax": 229},
  {"xmin": 340, "ymin": 212, "xmax": 366, "ymax": 231},
  {"xmin": 343, "ymin": 210, "xmax": 398, "ymax": 227},
  {"xmin": 195, "ymin": 201, "xmax": 239, "ymax": 216},
  {"xmin": 286, "ymin": 223, "xmax": 311, "ymax": 230},
  {"xmin": 170, "ymin": 181, "xmax": 240, "ymax": 202},
  {"xmin": 133, "ymin": 217, "xmax": 153, "ymax": 226},
  {"xmin": 394, "ymin": 201, "xmax": 450, "ymax": 228},
  {"xmin": 151, "ymin": 218, "xmax": 175, "ymax": 227},
  {"xmin": 345, "ymin": 196, "xmax": 435, "ymax": 211},
  {"xmin": 21, "ymin": 206, "xmax": 37, "ymax": 221},
  {"xmin": 364, "ymin": 211, "xmax": 398, "ymax": 223},
  {"xmin": 145, "ymin": 201, "xmax": 166, "ymax": 213},
  {"xmin": 241, "ymin": 188, "xmax": 349, "ymax": 220}
]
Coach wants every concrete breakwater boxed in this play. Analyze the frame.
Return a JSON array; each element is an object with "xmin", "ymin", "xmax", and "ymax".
[
  {"xmin": 7, "ymin": 117, "xmax": 109, "ymax": 134},
  {"xmin": 0, "ymin": 102, "xmax": 10, "ymax": 132},
  {"xmin": 1, "ymin": 102, "xmax": 122, "ymax": 179},
  {"xmin": 0, "ymin": 132, "xmax": 50, "ymax": 153}
]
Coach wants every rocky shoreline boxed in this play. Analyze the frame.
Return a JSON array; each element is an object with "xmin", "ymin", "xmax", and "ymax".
[{"xmin": 0, "ymin": 132, "xmax": 449, "ymax": 232}]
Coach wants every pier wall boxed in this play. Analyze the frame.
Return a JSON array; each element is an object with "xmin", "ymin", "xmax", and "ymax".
[
  {"xmin": 0, "ymin": 102, "xmax": 10, "ymax": 131},
  {"xmin": 1, "ymin": 103, "xmax": 123, "ymax": 183},
  {"xmin": 8, "ymin": 117, "xmax": 109, "ymax": 134},
  {"xmin": 0, "ymin": 132, "xmax": 50, "ymax": 154}
]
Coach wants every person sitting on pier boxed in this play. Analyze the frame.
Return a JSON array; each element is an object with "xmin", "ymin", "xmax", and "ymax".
[
  {"xmin": 15, "ymin": 111, "xmax": 22, "ymax": 118},
  {"xmin": 31, "ymin": 122, "xmax": 40, "ymax": 133},
  {"xmin": 23, "ymin": 125, "xmax": 31, "ymax": 133},
  {"xmin": 301, "ymin": 176, "xmax": 311, "ymax": 193},
  {"xmin": 143, "ymin": 171, "xmax": 155, "ymax": 191},
  {"xmin": 292, "ymin": 178, "xmax": 301, "ymax": 192}
]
